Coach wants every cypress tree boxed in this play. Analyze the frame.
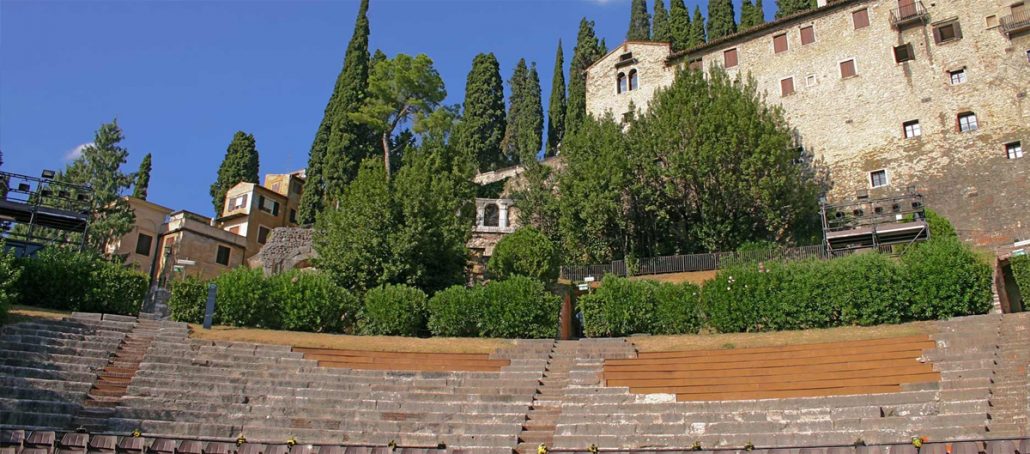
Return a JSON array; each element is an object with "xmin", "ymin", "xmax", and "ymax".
[
  {"xmin": 688, "ymin": 6, "xmax": 707, "ymax": 47},
  {"xmin": 502, "ymin": 59, "xmax": 544, "ymax": 165},
  {"xmin": 776, "ymin": 0, "xmax": 817, "ymax": 19},
  {"xmin": 627, "ymin": 0, "xmax": 651, "ymax": 41},
  {"xmin": 668, "ymin": 0, "xmax": 692, "ymax": 50},
  {"xmin": 210, "ymin": 131, "xmax": 259, "ymax": 215},
  {"xmin": 454, "ymin": 53, "xmax": 507, "ymax": 172},
  {"xmin": 566, "ymin": 18, "xmax": 607, "ymax": 136},
  {"xmin": 132, "ymin": 153, "xmax": 151, "ymax": 200},
  {"xmin": 546, "ymin": 41, "xmax": 566, "ymax": 158},
  {"xmin": 741, "ymin": 0, "xmax": 767, "ymax": 29},
  {"xmin": 707, "ymin": 0, "xmax": 737, "ymax": 41},
  {"xmin": 652, "ymin": 0, "xmax": 672, "ymax": 43},
  {"xmin": 755, "ymin": 0, "xmax": 766, "ymax": 26},
  {"xmin": 297, "ymin": 0, "xmax": 373, "ymax": 224}
]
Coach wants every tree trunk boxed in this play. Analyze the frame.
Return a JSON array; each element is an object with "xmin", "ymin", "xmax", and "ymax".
[{"xmin": 382, "ymin": 133, "xmax": 391, "ymax": 180}]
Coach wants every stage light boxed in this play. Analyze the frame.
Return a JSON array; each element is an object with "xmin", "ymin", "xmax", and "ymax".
[{"xmin": 41, "ymin": 170, "xmax": 56, "ymax": 179}]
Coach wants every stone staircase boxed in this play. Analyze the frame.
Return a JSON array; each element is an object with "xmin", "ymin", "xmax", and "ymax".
[
  {"xmin": 987, "ymin": 311, "xmax": 1030, "ymax": 436},
  {"xmin": 515, "ymin": 341, "xmax": 573, "ymax": 454}
]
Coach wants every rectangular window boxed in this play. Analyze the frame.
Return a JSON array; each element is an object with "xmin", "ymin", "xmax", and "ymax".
[
  {"xmin": 958, "ymin": 112, "xmax": 979, "ymax": 132},
  {"xmin": 688, "ymin": 58, "xmax": 703, "ymax": 71},
  {"xmin": 933, "ymin": 21, "xmax": 963, "ymax": 44},
  {"xmin": 724, "ymin": 48, "xmax": 738, "ymax": 68},
  {"xmin": 780, "ymin": 77, "xmax": 795, "ymax": 96},
  {"xmin": 1006, "ymin": 141, "xmax": 1024, "ymax": 159},
  {"xmin": 903, "ymin": 120, "xmax": 922, "ymax": 139},
  {"xmin": 773, "ymin": 33, "xmax": 788, "ymax": 53},
  {"xmin": 229, "ymin": 194, "xmax": 248, "ymax": 211},
  {"xmin": 216, "ymin": 245, "xmax": 231, "ymax": 266},
  {"xmin": 894, "ymin": 44, "xmax": 915, "ymax": 63},
  {"xmin": 840, "ymin": 59, "xmax": 857, "ymax": 78},
  {"xmin": 289, "ymin": 209, "xmax": 297, "ymax": 224},
  {"xmin": 258, "ymin": 195, "xmax": 280, "ymax": 216},
  {"xmin": 853, "ymin": 8, "xmax": 870, "ymax": 29},
  {"xmin": 800, "ymin": 26, "xmax": 816, "ymax": 45},
  {"xmin": 257, "ymin": 226, "xmax": 270, "ymax": 244},
  {"xmin": 986, "ymin": 15, "xmax": 999, "ymax": 28},
  {"xmin": 870, "ymin": 170, "xmax": 888, "ymax": 188},
  {"xmin": 949, "ymin": 69, "xmax": 967, "ymax": 84},
  {"xmin": 135, "ymin": 233, "xmax": 153, "ymax": 256},
  {"xmin": 805, "ymin": 74, "xmax": 817, "ymax": 87}
]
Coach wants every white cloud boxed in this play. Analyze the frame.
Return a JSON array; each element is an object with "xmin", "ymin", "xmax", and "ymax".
[{"xmin": 64, "ymin": 143, "xmax": 91, "ymax": 161}]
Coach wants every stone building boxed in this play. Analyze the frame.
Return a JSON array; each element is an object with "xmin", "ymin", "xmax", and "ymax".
[
  {"xmin": 105, "ymin": 197, "xmax": 174, "ymax": 274},
  {"xmin": 585, "ymin": 0, "xmax": 1029, "ymax": 247},
  {"xmin": 218, "ymin": 171, "xmax": 305, "ymax": 260}
]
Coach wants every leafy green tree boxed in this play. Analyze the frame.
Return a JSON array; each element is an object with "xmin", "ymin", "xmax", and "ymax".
[
  {"xmin": 567, "ymin": 18, "xmax": 607, "ymax": 136},
  {"xmin": 454, "ymin": 53, "xmax": 507, "ymax": 172},
  {"xmin": 298, "ymin": 0, "xmax": 374, "ymax": 224},
  {"xmin": 652, "ymin": 0, "xmax": 671, "ymax": 43},
  {"xmin": 0, "ymin": 242, "xmax": 20, "ymax": 323},
  {"xmin": 132, "ymin": 153, "xmax": 152, "ymax": 200},
  {"xmin": 627, "ymin": 0, "xmax": 651, "ymax": 41},
  {"xmin": 754, "ymin": 0, "xmax": 766, "ymax": 25},
  {"xmin": 351, "ymin": 53, "xmax": 446, "ymax": 179},
  {"xmin": 359, "ymin": 284, "xmax": 428, "ymax": 336},
  {"xmin": 776, "ymin": 0, "xmax": 817, "ymax": 19},
  {"xmin": 689, "ymin": 6, "xmax": 707, "ymax": 47},
  {"xmin": 210, "ymin": 131, "xmax": 259, "ymax": 215},
  {"xmin": 66, "ymin": 120, "xmax": 137, "ymax": 251},
  {"xmin": 502, "ymin": 59, "xmax": 544, "ymax": 165},
  {"xmin": 488, "ymin": 226, "xmax": 560, "ymax": 283},
  {"xmin": 668, "ymin": 0, "xmax": 692, "ymax": 50},
  {"xmin": 545, "ymin": 41, "xmax": 566, "ymax": 158},
  {"xmin": 740, "ymin": 0, "xmax": 766, "ymax": 29},
  {"xmin": 707, "ymin": 0, "xmax": 737, "ymax": 40}
]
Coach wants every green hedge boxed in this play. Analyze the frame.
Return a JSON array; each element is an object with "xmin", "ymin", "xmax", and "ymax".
[
  {"xmin": 579, "ymin": 276, "xmax": 702, "ymax": 337},
  {"xmin": 1013, "ymin": 255, "xmax": 1030, "ymax": 304},
  {"xmin": 16, "ymin": 247, "xmax": 146, "ymax": 316},
  {"xmin": 426, "ymin": 277, "xmax": 560, "ymax": 339},
  {"xmin": 359, "ymin": 284, "xmax": 428, "ymax": 336},
  {"xmin": 272, "ymin": 270, "xmax": 358, "ymax": 333},
  {"xmin": 0, "ymin": 244, "xmax": 21, "ymax": 323},
  {"xmin": 427, "ymin": 284, "xmax": 483, "ymax": 337},
  {"xmin": 215, "ymin": 267, "xmax": 277, "ymax": 328},
  {"xmin": 168, "ymin": 277, "xmax": 209, "ymax": 324},
  {"xmin": 902, "ymin": 238, "xmax": 992, "ymax": 319},
  {"xmin": 487, "ymin": 227, "xmax": 560, "ymax": 282}
]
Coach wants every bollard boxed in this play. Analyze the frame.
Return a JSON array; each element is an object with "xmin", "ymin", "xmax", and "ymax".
[{"xmin": 203, "ymin": 283, "xmax": 216, "ymax": 330}]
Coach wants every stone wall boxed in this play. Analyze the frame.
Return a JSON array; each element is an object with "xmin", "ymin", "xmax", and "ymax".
[
  {"xmin": 585, "ymin": 0, "xmax": 1030, "ymax": 247},
  {"xmin": 248, "ymin": 227, "xmax": 315, "ymax": 275}
]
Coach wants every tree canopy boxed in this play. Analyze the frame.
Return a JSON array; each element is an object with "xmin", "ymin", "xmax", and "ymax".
[
  {"xmin": 627, "ymin": 0, "xmax": 652, "ymax": 41},
  {"xmin": 689, "ymin": 6, "xmax": 707, "ymax": 47},
  {"xmin": 740, "ymin": 0, "xmax": 766, "ymax": 30},
  {"xmin": 545, "ymin": 41, "xmax": 566, "ymax": 158},
  {"xmin": 454, "ymin": 53, "xmax": 507, "ymax": 172},
  {"xmin": 707, "ymin": 0, "xmax": 738, "ymax": 41},
  {"xmin": 566, "ymin": 18, "xmax": 607, "ymax": 137},
  {"xmin": 210, "ymin": 131, "xmax": 259, "ymax": 216},
  {"xmin": 502, "ymin": 59, "xmax": 544, "ymax": 165},
  {"xmin": 776, "ymin": 0, "xmax": 817, "ymax": 19},
  {"xmin": 652, "ymin": 0, "xmax": 672, "ymax": 43},
  {"xmin": 132, "ymin": 153, "xmax": 152, "ymax": 200},
  {"xmin": 668, "ymin": 0, "xmax": 692, "ymax": 50},
  {"xmin": 67, "ymin": 120, "xmax": 137, "ymax": 251}
]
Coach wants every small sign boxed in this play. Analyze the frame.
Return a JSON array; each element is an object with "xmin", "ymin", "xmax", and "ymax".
[
  {"xmin": 1014, "ymin": 249, "xmax": 1026, "ymax": 257},
  {"xmin": 583, "ymin": 276, "xmax": 596, "ymax": 283},
  {"xmin": 176, "ymin": 259, "xmax": 196, "ymax": 266},
  {"xmin": 577, "ymin": 283, "xmax": 589, "ymax": 291},
  {"xmin": 172, "ymin": 265, "xmax": 184, "ymax": 272}
]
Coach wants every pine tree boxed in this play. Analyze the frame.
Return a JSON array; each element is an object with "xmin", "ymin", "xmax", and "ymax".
[
  {"xmin": 454, "ymin": 53, "xmax": 507, "ymax": 172},
  {"xmin": 776, "ymin": 0, "xmax": 816, "ymax": 19},
  {"xmin": 297, "ymin": 0, "xmax": 373, "ymax": 224},
  {"xmin": 707, "ymin": 0, "xmax": 737, "ymax": 40},
  {"xmin": 741, "ymin": 0, "xmax": 767, "ymax": 29},
  {"xmin": 689, "ymin": 6, "xmax": 707, "ymax": 47},
  {"xmin": 132, "ymin": 153, "xmax": 151, "ymax": 200},
  {"xmin": 755, "ymin": 0, "xmax": 766, "ymax": 26},
  {"xmin": 70, "ymin": 120, "xmax": 136, "ymax": 251},
  {"xmin": 652, "ymin": 0, "xmax": 672, "ymax": 43},
  {"xmin": 627, "ymin": 0, "xmax": 651, "ymax": 41},
  {"xmin": 566, "ymin": 18, "xmax": 607, "ymax": 136},
  {"xmin": 210, "ymin": 131, "xmax": 259, "ymax": 216},
  {"xmin": 502, "ymin": 59, "xmax": 544, "ymax": 165},
  {"xmin": 668, "ymin": 0, "xmax": 692, "ymax": 50},
  {"xmin": 546, "ymin": 41, "xmax": 566, "ymax": 158}
]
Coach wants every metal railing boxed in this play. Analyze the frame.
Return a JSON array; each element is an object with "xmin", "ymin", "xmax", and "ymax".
[
  {"xmin": 890, "ymin": 1, "xmax": 929, "ymax": 28},
  {"xmin": 1001, "ymin": 9, "xmax": 1030, "ymax": 36}
]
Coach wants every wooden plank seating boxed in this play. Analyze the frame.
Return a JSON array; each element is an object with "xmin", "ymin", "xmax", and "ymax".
[
  {"xmin": 292, "ymin": 347, "xmax": 510, "ymax": 372},
  {"xmin": 603, "ymin": 335, "xmax": 940, "ymax": 401}
]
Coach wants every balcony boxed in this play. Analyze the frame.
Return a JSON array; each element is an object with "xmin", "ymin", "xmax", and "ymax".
[
  {"xmin": 1001, "ymin": 9, "xmax": 1030, "ymax": 37},
  {"xmin": 890, "ymin": 1, "xmax": 930, "ymax": 29}
]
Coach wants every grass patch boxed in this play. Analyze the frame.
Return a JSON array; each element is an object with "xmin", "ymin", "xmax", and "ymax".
[
  {"xmin": 629, "ymin": 270, "xmax": 719, "ymax": 285},
  {"xmin": 631, "ymin": 320, "xmax": 935, "ymax": 352},
  {"xmin": 4, "ymin": 305, "xmax": 72, "ymax": 325},
  {"xmin": 189, "ymin": 324, "xmax": 515, "ymax": 354}
]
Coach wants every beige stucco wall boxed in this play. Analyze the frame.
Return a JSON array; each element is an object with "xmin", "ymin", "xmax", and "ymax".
[
  {"xmin": 154, "ymin": 213, "xmax": 247, "ymax": 283},
  {"xmin": 585, "ymin": 0, "xmax": 1030, "ymax": 246},
  {"xmin": 106, "ymin": 197, "xmax": 173, "ymax": 276}
]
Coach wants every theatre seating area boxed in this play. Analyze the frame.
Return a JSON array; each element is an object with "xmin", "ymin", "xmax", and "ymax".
[{"xmin": 293, "ymin": 348, "xmax": 510, "ymax": 373}]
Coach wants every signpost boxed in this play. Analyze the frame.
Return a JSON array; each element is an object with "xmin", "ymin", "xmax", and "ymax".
[{"xmin": 203, "ymin": 284, "xmax": 217, "ymax": 330}]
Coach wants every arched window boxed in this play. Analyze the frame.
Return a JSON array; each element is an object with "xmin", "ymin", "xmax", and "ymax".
[
  {"xmin": 629, "ymin": 69, "xmax": 639, "ymax": 91},
  {"xmin": 617, "ymin": 73, "xmax": 627, "ymax": 94},
  {"xmin": 483, "ymin": 203, "xmax": 500, "ymax": 227}
]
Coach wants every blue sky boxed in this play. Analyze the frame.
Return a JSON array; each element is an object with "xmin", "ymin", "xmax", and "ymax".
[{"xmin": 1, "ymin": 0, "xmax": 779, "ymax": 217}]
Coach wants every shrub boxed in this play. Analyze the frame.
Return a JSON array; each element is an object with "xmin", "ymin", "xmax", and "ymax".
[
  {"xmin": 272, "ymin": 270, "xmax": 358, "ymax": 333},
  {"xmin": 168, "ymin": 277, "xmax": 210, "ymax": 324},
  {"xmin": 359, "ymin": 284, "xmax": 428, "ymax": 336},
  {"xmin": 702, "ymin": 264, "xmax": 781, "ymax": 333},
  {"xmin": 652, "ymin": 281, "xmax": 704, "ymax": 335},
  {"xmin": 902, "ymin": 238, "xmax": 992, "ymax": 319},
  {"xmin": 925, "ymin": 208, "xmax": 957, "ymax": 239},
  {"xmin": 0, "ymin": 243, "xmax": 21, "ymax": 323},
  {"xmin": 479, "ymin": 276, "xmax": 559, "ymax": 339},
  {"xmin": 427, "ymin": 284, "xmax": 483, "ymax": 337},
  {"xmin": 580, "ymin": 276, "xmax": 656, "ymax": 337},
  {"xmin": 1012, "ymin": 255, "xmax": 1030, "ymax": 304},
  {"xmin": 487, "ymin": 227, "xmax": 560, "ymax": 282},
  {"xmin": 16, "ymin": 247, "xmax": 145, "ymax": 316},
  {"xmin": 214, "ymin": 267, "xmax": 277, "ymax": 328},
  {"xmin": 87, "ymin": 261, "xmax": 148, "ymax": 316}
]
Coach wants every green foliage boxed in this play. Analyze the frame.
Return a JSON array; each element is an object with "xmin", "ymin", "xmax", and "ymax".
[
  {"xmin": 689, "ymin": 6, "xmax": 707, "ymax": 47},
  {"xmin": 214, "ymin": 267, "xmax": 276, "ymax": 328},
  {"xmin": 706, "ymin": 0, "xmax": 737, "ymax": 40},
  {"xmin": 210, "ymin": 131, "xmax": 259, "ymax": 216},
  {"xmin": 566, "ymin": 18, "xmax": 607, "ymax": 136},
  {"xmin": 652, "ymin": 0, "xmax": 671, "ymax": 43},
  {"xmin": 776, "ymin": 0, "xmax": 817, "ymax": 19},
  {"xmin": 740, "ymin": 0, "xmax": 766, "ymax": 30},
  {"xmin": 427, "ymin": 284, "xmax": 484, "ymax": 337},
  {"xmin": 488, "ymin": 227, "xmax": 560, "ymax": 282},
  {"xmin": 478, "ymin": 276, "xmax": 559, "ymax": 339},
  {"xmin": 501, "ymin": 59, "xmax": 544, "ymax": 165},
  {"xmin": 298, "ymin": 0, "xmax": 374, "ymax": 224},
  {"xmin": 132, "ymin": 153, "xmax": 152, "ymax": 200},
  {"xmin": 627, "ymin": 0, "xmax": 651, "ymax": 41},
  {"xmin": 168, "ymin": 277, "xmax": 209, "ymax": 324},
  {"xmin": 579, "ymin": 276, "xmax": 702, "ymax": 337},
  {"xmin": 546, "ymin": 41, "xmax": 566, "ymax": 158},
  {"xmin": 902, "ymin": 238, "xmax": 992, "ymax": 320},
  {"xmin": 0, "ymin": 243, "xmax": 21, "ymax": 324},
  {"xmin": 16, "ymin": 247, "xmax": 144, "ymax": 316},
  {"xmin": 271, "ymin": 270, "xmax": 358, "ymax": 333},
  {"xmin": 455, "ymin": 53, "xmax": 507, "ymax": 172},
  {"xmin": 359, "ymin": 284, "xmax": 428, "ymax": 336},
  {"xmin": 668, "ymin": 0, "xmax": 692, "ymax": 50},
  {"xmin": 925, "ymin": 208, "xmax": 957, "ymax": 239},
  {"xmin": 1012, "ymin": 255, "xmax": 1030, "ymax": 303}
]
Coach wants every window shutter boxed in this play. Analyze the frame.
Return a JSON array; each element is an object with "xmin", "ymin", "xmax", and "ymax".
[
  {"xmin": 773, "ymin": 34, "xmax": 788, "ymax": 53},
  {"xmin": 257, "ymin": 195, "xmax": 265, "ymax": 210},
  {"xmin": 273, "ymin": 202, "xmax": 280, "ymax": 216},
  {"xmin": 953, "ymin": 22, "xmax": 963, "ymax": 40},
  {"xmin": 724, "ymin": 49, "xmax": 738, "ymax": 68},
  {"xmin": 853, "ymin": 9, "xmax": 870, "ymax": 29},
  {"xmin": 780, "ymin": 78, "xmax": 795, "ymax": 96},
  {"xmin": 840, "ymin": 60, "xmax": 857, "ymax": 78},
  {"xmin": 932, "ymin": 26, "xmax": 942, "ymax": 43},
  {"xmin": 800, "ymin": 26, "xmax": 815, "ymax": 45}
]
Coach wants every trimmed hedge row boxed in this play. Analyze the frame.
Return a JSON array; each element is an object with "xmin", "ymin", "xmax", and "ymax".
[
  {"xmin": 1012, "ymin": 255, "xmax": 1030, "ymax": 304},
  {"xmin": 14, "ymin": 247, "xmax": 147, "ymax": 316},
  {"xmin": 427, "ymin": 276, "xmax": 560, "ymax": 339},
  {"xmin": 581, "ymin": 238, "xmax": 993, "ymax": 336},
  {"xmin": 0, "ymin": 244, "xmax": 20, "ymax": 323}
]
